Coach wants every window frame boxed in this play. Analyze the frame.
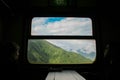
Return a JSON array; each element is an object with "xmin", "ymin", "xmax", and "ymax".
[{"xmin": 21, "ymin": 14, "xmax": 102, "ymax": 69}]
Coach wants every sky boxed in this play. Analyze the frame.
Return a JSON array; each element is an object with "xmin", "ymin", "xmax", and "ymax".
[
  {"xmin": 46, "ymin": 39, "xmax": 96, "ymax": 61},
  {"xmin": 31, "ymin": 17, "xmax": 92, "ymax": 35},
  {"xmin": 31, "ymin": 17, "xmax": 95, "ymax": 60}
]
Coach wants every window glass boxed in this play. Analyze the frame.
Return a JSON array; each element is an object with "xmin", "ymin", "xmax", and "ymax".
[
  {"xmin": 27, "ymin": 39, "xmax": 96, "ymax": 64},
  {"xmin": 31, "ymin": 17, "xmax": 92, "ymax": 36}
]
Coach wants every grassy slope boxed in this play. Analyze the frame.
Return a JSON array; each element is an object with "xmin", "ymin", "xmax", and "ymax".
[{"xmin": 28, "ymin": 40, "xmax": 92, "ymax": 64}]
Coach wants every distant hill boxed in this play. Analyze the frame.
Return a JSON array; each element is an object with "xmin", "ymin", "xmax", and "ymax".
[
  {"xmin": 76, "ymin": 49, "xmax": 96, "ymax": 61},
  {"xmin": 28, "ymin": 40, "xmax": 92, "ymax": 64}
]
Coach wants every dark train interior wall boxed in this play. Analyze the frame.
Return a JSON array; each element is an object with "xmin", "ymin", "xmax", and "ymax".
[{"xmin": 0, "ymin": 0, "xmax": 116, "ymax": 80}]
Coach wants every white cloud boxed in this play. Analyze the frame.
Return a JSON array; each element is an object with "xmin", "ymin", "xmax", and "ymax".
[
  {"xmin": 32, "ymin": 17, "xmax": 48, "ymax": 24},
  {"xmin": 46, "ymin": 39, "xmax": 96, "ymax": 54},
  {"xmin": 45, "ymin": 39, "xmax": 96, "ymax": 61},
  {"xmin": 80, "ymin": 40, "xmax": 96, "ymax": 54},
  {"xmin": 31, "ymin": 17, "xmax": 92, "ymax": 35}
]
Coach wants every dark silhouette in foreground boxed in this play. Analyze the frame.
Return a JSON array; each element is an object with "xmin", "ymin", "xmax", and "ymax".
[
  {"xmin": 0, "ymin": 42, "xmax": 20, "ymax": 64},
  {"xmin": 0, "ymin": 42, "xmax": 20, "ymax": 79}
]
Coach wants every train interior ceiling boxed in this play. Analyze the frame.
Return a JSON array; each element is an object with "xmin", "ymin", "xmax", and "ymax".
[{"xmin": 0, "ymin": 0, "xmax": 116, "ymax": 80}]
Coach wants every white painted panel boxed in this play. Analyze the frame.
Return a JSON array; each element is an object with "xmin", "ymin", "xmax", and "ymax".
[
  {"xmin": 55, "ymin": 71, "xmax": 76, "ymax": 80},
  {"xmin": 71, "ymin": 71, "xmax": 86, "ymax": 80},
  {"xmin": 45, "ymin": 70, "xmax": 86, "ymax": 80},
  {"xmin": 45, "ymin": 72, "xmax": 55, "ymax": 80}
]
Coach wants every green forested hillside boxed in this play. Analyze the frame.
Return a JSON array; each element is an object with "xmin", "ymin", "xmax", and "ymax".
[{"xmin": 28, "ymin": 40, "xmax": 92, "ymax": 64}]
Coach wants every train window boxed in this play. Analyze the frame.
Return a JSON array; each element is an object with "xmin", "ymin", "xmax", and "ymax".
[
  {"xmin": 27, "ymin": 17, "xmax": 96, "ymax": 64},
  {"xmin": 31, "ymin": 17, "xmax": 92, "ymax": 36}
]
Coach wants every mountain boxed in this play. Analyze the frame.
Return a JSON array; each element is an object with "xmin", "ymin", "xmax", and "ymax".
[
  {"xmin": 28, "ymin": 40, "xmax": 92, "ymax": 64},
  {"xmin": 77, "ymin": 49, "xmax": 96, "ymax": 61}
]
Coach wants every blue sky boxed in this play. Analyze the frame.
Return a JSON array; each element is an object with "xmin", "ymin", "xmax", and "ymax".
[
  {"xmin": 31, "ymin": 17, "xmax": 92, "ymax": 35},
  {"xmin": 45, "ymin": 17, "xmax": 65, "ymax": 24}
]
